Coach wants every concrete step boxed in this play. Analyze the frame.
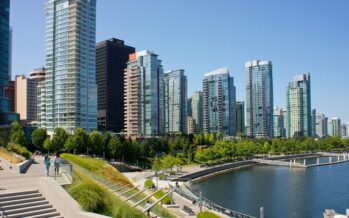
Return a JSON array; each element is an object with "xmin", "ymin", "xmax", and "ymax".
[
  {"xmin": 0, "ymin": 190, "xmax": 38, "ymax": 198},
  {"xmin": 30, "ymin": 212, "xmax": 63, "ymax": 218},
  {"xmin": 2, "ymin": 200, "xmax": 49, "ymax": 210},
  {"xmin": 5, "ymin": 204, "xmax": 53, "ymax": 215},
  {"xmin": 0, "ymin": 196, "xmax": 46, "ymax": 206},
  {"xmin": 6, "ymin": 208, "xmax": 57, "ymax": 218},
  {"xmin": 0, "ymin": 192, "xmax": 41, "ymax": 202}
]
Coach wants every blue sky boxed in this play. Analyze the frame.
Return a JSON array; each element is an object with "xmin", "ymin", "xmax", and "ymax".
[{"xmin": 10, "ymin": 0, "xmax": 349, "ymax": 122}]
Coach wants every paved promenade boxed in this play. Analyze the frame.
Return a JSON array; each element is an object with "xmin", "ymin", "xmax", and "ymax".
[{"xmin": 0, "ymin": 155, "xmax": 67, "ymax": 193}]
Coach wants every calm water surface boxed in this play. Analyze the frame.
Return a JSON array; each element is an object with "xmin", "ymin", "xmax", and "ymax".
[{"xmin": 192, "ymin": 158, "xmax": 349, "ymax": 218}]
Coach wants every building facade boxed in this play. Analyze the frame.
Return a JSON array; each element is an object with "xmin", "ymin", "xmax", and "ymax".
[
  {"xmin": 164, "ymin": 70, "xmax": 187, "ymax": 134},
  {"xmin": 4, "ymin": 80, "xmax": 15, "ymax": 112},
  {"xmin": 315, "ymin": 113, "xmax": 328, "ymax": 138},
  {"xmin": 124, "ymin": 51, "xmax": 164, "ymax": 137},
  {"xmin": 286, "ymin": 74, "xmax": 312, "ymax": 138},
  {"xmin": 236, "ymin": 101, "xmax": 245, "ymax": 136},
  {"xmin": 96, "ymin": 38, "xmax": 135, "ymax": 133},
  {"xmin": 246, "ymin": 60, "xmax": 273, "ymax": 138},
  {"xmin": 190, "ymin": 91, "xmax": 203, "ymax": 133},
  {"xmin": 328, "ymin": 117, "xmax": 341, "ymax": 137},
  {"xmin": 0, "ymin": 0, "xmax": 18, "ymax": 124},
  {"xmin": 341, "ymin": 124, "xmax": 347, "ymax": 138},
  {"xmin": 44, "ymin": 0, "xmax": 97, "ymax": 133},
  {"xmin": 15, "ymin": 75, "xmax": 37, "ymax": 124},
  {"xmin": 202, "ymin": 67, "xmax": 236, "ymax": 136},
  {"xmin": 273, "ymin": 107, "xmax": 285, "ymax": 138}
]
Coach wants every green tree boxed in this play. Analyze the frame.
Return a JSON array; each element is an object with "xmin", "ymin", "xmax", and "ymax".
[
  {"xmin": 107, "ymin": 136, "xmax": 122, "ymax": 159},
  {"xmin": 10, "ymin": 121, "xmax": 26, "ymax": 146},
  {"xmin": 89, "ymin": 131, "xmax": 103, "ymax": 155},
  {"xmin": 102, "ymin": 132, "xmax": 112, "ymax": 158},
  {"xmin": 74, "ymin": 128, "xmax": 90, "ymax": 153},
  {"xmin": 64, "ymin": 135, "xmax": 77, "ymax": 154},
  {"xmin": 31, "ymin": 128, "xmax": 48, "ymax": 150},
  {"xmin": 51, "ymin": 128, "xmax": 68, "ymax": 152},
  {"xmin": 43, "ymin": 138, "xmax": 53, "ymax": 154}
]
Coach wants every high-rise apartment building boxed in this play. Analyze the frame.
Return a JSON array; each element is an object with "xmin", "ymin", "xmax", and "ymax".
[
  {"xmin": 30, "ymin": 68, "xmax": 45, "ymax": 124},
  {"xmin": 164, "ymin": 70, "xmax": 187, "ymax": 134},
  {"xmin": 286, "ymin": 74, "xmax": 312, "ymax": 138},
  {"xmin": 44, "ymin": 0, "xmax": 97, "ymax": 133},
  {"xmin": 15, "ymin": 74, "xmax": 42, "ymax": 125},
  {"xmin": 190, "ymin": 91, "xmax": 203, "ymax": 133},
  {"xmin": 311, "ymin": 109, "xmax": 316, "ymax": 137},
  {"xmin": 346, "ymin": 123, "xmax": 349, "ymax": 138},
  {"xmin": 328, "ymin": 117, "xmax": 341, "ymax": 137},
  {"xmin": 273, "ymin": 107, "xmax": 285, "ymax": 138},
  {"xmin": 202, "ymin": 67, "xmax": 236, "ymax": 136},
  {"xmin": 124, "ymin": 51, "xmax": 164, "ymax": 137},
  {"xmin": 236, "ymin": 101, "xmax": 245, "ymax": 136},
  {"xmin": 315, "ymin": 113, "xmax": 328, "ymax": 138},
  {"xmin": 0, "ymin": 0, "xmax": 18, "ymax": 124},
  {"xmin": 96, "ymin": 38, "xmax": 135, "ymax": 133},
  {"xmin": 246, "ymin": 60, "xmax": 273, "ymax": 138}
]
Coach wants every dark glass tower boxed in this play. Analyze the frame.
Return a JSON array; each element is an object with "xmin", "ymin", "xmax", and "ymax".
[
  {"xmin": 96, "ymin": 38, "xmax": 135, "ymax": 132},
  {"xmin": 0, "ymin": 0, "xmax": 18, "ymax": 124}
]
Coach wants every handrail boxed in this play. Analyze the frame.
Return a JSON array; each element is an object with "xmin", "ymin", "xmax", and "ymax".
[{"xmin": 175, "ymin": 184, "xmax": 255, "ymax": 218}]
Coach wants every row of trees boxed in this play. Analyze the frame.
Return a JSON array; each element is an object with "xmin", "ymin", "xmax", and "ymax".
[{"xmin": 194, "ymin": 137, "xmax": 349, "ymax": 163}]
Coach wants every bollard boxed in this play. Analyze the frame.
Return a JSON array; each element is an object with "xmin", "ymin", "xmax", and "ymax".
[
  {"xmin": 329, "ymin": 157, "xmax": 332, "ymax": 163},
  {"xmin": 303, "ymin": 159, "xmax": 306, "ymax": 166},
  {"xmin": 260, "ymin": 207, "xmax": 264, "ymax": 218},
  {"xmin": 317, "ymin": 158, "xmax": 319, "ymax": 165}
]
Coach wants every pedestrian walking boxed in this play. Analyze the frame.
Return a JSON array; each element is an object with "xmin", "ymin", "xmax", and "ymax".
[
  {"xmin": 44, "ymin": 155, "xmax": 51, "ymax": 176},
  {"xmin": 54, "ymin": 153, "xmax": 61, "ymax": 175},
  {"xmin": 144, "ymin": 200, "xmax": 151, "ymax": 216}
]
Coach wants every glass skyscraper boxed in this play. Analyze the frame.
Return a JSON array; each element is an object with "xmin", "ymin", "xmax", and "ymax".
[
  {"xmin": 191, "ymin": 91, "xmax": 203, "ymax": 133},
  {"xmin": 286, "ymin": 74, "xmax": 312, "ymax": 137},
  {"xmin": 236, "ymin": 101, "xmax": 245, "ymax": 136},
  {"xmin": 124, "ymin": 51, "xmax": 164, "ymax": 137},
  {"xmin": 0, "ymin": 0, "xmax": 18, "ymax": 124},
  {"xmin": 202, "ymin": 67, "xmax": 236, "ymax": 136},
  {"xmin": 44, "ymin": 0, "xmax": 97, "ymax": 133},
  {"xmin": 273, "ymin": 107, "xmax": 285, "ymax": 138},
  {"xmin": 246, "ymin": 60, "xmax": 273, "ymax": 138},
  {"xmin": 328, "ymin": 117, "xmax": 341, "ymax": 137},
  {"xmin": 164, "ymin": 69, "xmax": 187, "ymax": 134}
]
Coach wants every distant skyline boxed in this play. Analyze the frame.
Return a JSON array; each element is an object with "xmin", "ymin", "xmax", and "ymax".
[{"xmin": 10, "ymin": 0, "xmax": 349, "ymax": 121}]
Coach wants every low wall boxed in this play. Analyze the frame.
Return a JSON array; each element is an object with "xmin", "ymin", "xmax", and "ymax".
[
  {"xmin": 0, "ymin": 156, "xmax": 33, "ymax": 173},
  {"xmin": 38, "ymin": 177, "xmax": 111, "ymax": 218}
]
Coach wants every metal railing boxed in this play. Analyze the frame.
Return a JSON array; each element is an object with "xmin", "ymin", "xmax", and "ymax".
[{"xmin": 174, "ymin": 184, "xmax": 255, "ymax": 218}]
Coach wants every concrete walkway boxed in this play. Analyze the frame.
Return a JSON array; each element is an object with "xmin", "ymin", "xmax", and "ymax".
[{"xmin": 0, "ymin": 155, "xmax": 67, "ymax": 193}]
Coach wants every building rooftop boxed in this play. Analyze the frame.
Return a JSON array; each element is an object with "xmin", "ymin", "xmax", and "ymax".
[
  {"xmin": 204, "ymin": 67, "xmax": 229, "ymax": 77},
  {"xmin": 245, "ymin": 60, "xmax": 272, "ymax": 68}
]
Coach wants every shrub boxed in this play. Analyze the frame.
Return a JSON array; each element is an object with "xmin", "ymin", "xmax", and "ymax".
[
  {"xmin": 144, "ymin": 179, "xmax": 154, "ymax": 188},
  {"xmin": 70, "ymin": 182, "xmax": 105, "ymax": 212},
  {"xmin": 197, "ymin": 211, "xmax": 221, "ymax": 218},
  {"xmin": 7, "ymin": 143, "xmax": 32, "ymax": 160},
  {"xmin": 153, "ymin": 190, "xmax": 172, "ymax": 205}
]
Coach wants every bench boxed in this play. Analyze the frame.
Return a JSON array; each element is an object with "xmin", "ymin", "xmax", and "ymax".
[{"xmin": 182, "ymin": 205, "xmax": 195, "ymax": 216}]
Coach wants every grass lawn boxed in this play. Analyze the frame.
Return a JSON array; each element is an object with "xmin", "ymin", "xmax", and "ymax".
[
  {"xmin": 0, "ymin": 147, "xmax": 24, "ymax": 164},
  {"xmin": 62, "ymin": 154, "xmax": 176, "ymax": 218}
]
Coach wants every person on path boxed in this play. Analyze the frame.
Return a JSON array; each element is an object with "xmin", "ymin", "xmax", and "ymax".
[
  {"xmin": 54, "ymin": 153, "xmax": 61, "ymax": 175},
  {"xmin": 44, "ymin": 155, "xmax": 51, "ymax": 176},
  {"xmin": 144, "ymin": 200, "xmax": 151, "ymax": 216}
]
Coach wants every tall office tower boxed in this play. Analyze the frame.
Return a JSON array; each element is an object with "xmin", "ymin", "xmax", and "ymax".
[
  {"xmin": 4, "ymin": 81, "xmax": 15, "ymax": 112},
  {"xmin": 315, "ymin": 113, "xmax": 328, "ymax": 138},
  {"xmin": 341, "ymin": 124, "xmax": 347, "ymax": 138},
  {"xmin": 286, "ymin": 74, "xmax": 312, "ymax": 138},
  {"xmin": 246, "ymin": 60, "xmax": 273, "ymax": 138},
  {"xmin": 236, "ymin": 101, "xmax": 245, "ymax": 136},
  {"xmin": 311, "ymin": 109, "xmax": 316, "ymax": 137},
  {"xmin": 124, "ymin": 51, "xmax": 164, "ymax": 137},
  {"xmin": 191, "ymin": 91, "xmax": 203, "ymax": 133},
  {"xmin": 44, "ymin": 0, "xmax": 97, "ymax": 133},
  {"xmin": 96, "ymin": 38, "xmax": 135, "ymax": 133},
  {"xmin": 8, "ymin": 27, "xmax": 12, "ymax": 80},
  {"xmin": 0, "ymin": 0, "xmax": 18, "ymax": 124},
  {"xmin": 328, "ymin": 117, "xmax": 341, "ymax": 137},
  {"xmin": 164, "ymin": 70, "xmax": 187, "ymax": 134},
  {"xmin": 202, "ymin": 67, "xmax": 236, "ymax": 136},
  {"xmin": 282, "ymin": 109, "xmax": 288, "ymax": 137},
  {"xmin": 187, "ymin": 97, "xmax": 192, "ymax": 117},
  {"xmin": 273, "ymin": 107, "xmax": 285, "ymax": 138}
]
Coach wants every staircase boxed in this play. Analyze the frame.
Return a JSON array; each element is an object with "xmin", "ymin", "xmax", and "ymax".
[{"xmin": 0, "ymin": 190, "xmax": 63, "ymax": 218}]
